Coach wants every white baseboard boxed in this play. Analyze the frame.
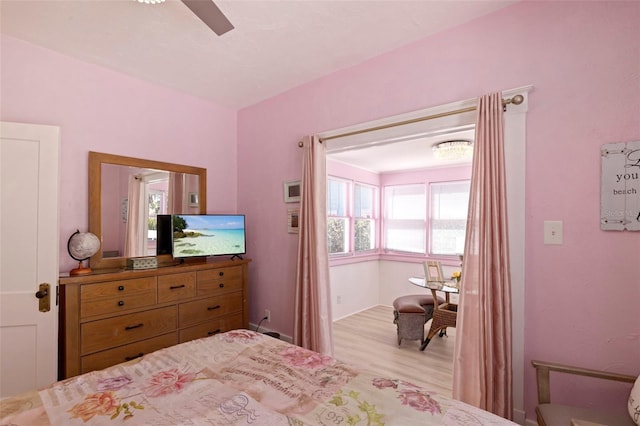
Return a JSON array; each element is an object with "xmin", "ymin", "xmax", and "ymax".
[
  {"xmin": 523, "ymin": 415, "xmax": 537, "ymax": 426},
  {"xmin": 512, "ymin": 408, "xmax": 526, "ymax": 425},
  {"xmin": 248, "ymin": 322, "xmax": 293, "ymax": 344}
]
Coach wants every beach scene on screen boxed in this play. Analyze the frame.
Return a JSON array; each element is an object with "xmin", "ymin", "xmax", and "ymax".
[{"xmin": 173, "ymin": 215, "xmax": 245, "ymax": 257}]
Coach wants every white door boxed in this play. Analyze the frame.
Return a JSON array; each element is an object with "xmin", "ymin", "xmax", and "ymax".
[{"xmin": 0, "ymin": 121, "xmax": 60, "ymax": 398}]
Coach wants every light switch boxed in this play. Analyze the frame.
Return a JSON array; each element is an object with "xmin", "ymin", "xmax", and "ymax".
[{"xmin": 544, "ymin": 220, "xmax": 563, "ymax": 245}]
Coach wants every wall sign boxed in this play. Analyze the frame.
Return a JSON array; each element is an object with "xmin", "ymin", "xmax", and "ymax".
[{"xmin": 601, "ymin": 140, "xmax": 640, "ymax": 231}]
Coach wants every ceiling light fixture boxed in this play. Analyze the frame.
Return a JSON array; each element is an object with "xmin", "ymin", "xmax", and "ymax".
[
  {"xmin": 136, "ymin": 0, "xmax": 165, "ymax": 4},
  {"xmin": 432, "ymin": 140, "xmax": 474, "ymax": 161}
]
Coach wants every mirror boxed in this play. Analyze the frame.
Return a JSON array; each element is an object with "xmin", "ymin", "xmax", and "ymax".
[{"xmin": 89, "ymin": 151, "xmax": 207, "ymax": 270}]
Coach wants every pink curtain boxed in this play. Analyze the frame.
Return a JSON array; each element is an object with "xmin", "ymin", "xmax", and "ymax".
[
  {"xmin": 294, "ymin": 135, "xmax": 334, "ymax": 355},
  {"xmin": 168, "ymin": 172, "xmax": 187, "ymax": 213},
  {"xmin": 124, "ymin": 175, "xmax": 147, "ymax": 257},
  {"xmin": 452, "ymin": 93, "xmax": 513, "ymax": 418}
]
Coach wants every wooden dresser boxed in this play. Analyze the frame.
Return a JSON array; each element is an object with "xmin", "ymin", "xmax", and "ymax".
[{"xmin": 58, "ymin": 258, "xmax": 250, "ymax": 379}]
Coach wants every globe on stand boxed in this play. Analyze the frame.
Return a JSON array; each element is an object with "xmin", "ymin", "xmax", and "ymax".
[{"xmin": 67, "ymin": 230, "xmax": 101, "ymax": 275}]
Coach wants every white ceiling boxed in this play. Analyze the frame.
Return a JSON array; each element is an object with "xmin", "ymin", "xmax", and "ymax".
[{"xmin": 0, "ymin": 0, "xmax": 514, "ymax": 171}]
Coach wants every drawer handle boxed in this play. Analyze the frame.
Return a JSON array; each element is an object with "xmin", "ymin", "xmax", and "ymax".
[
  {"xmin": 218, "ymin": 271, "xmax": 224, "ymax": 276},
  {"xmin": 207, "ymin": 305, "xmax": 221, "ymax": 311},
  {"xmin": 118, "ymin": 300, "xmax": 125, "ymax": 306},
  {"xmin": 208, "ymin": 329, "xmax": 221, "ymax": 336},
  {"xmin": 219, "ymin": 283, "xmax": 224, "ymax": 288},
  {"xmin": 118, "ymin": 285, "xmax": 125, "ymax": 291},
  {"xmin": 169, "ymin": 284, "xmax": 186, "ymax": 290},
  {"xmin": 125, "ymin": 323, "xmax": 144, "ymax": 331},
  {"xmin": 125, "ymin": 352, "xmax": 144, "ymax": 361}
]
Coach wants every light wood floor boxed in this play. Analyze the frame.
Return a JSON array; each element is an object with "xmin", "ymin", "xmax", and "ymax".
[{"xmin": 333, "ymin": 305, "xmax": 455, "ymax": 397}]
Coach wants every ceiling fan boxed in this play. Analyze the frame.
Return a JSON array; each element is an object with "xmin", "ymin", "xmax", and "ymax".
[{"xmin": 180, "ymin": 0, "xmax": 234, "ymax": 36}]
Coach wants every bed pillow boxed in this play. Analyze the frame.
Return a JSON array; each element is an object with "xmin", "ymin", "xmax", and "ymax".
[{"xmin": 630, "ymin": 375, "xmax": 640, "ymax": 425}]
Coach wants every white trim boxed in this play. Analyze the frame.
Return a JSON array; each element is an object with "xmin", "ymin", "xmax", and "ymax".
[{"xmin": 504, "ymin": 88, "xmax": 530, "ymax": 424}]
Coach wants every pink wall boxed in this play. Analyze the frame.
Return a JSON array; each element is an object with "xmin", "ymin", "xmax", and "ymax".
[
  {"xmin": 0, "ymin": 35, "xmax": 238, "ymax": 273},
  {"xmin": 327, "ymin": 159, "xmax": 381, "ymax": 186},
  {"xmin": 237, "ymin": 1, "xmax": 639, "ymax": 420},
  {"xmin": 1, "ymin": 0, "xmax": 638, "ymax": 421},
  {"xmin": 381, "ymin": 166, "xmax": 471, "ymax": 186}
]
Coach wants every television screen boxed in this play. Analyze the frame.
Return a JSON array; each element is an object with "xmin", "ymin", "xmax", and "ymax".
[{"xmin": 171, "ymin": 214, "xmax": 246, "ymax": 259}]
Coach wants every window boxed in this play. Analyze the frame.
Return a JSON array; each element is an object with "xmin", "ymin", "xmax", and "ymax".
[
  {"xmin": 383, "ymin": 184, "xmax": 426, "ymax": 254},
  {"xmin": 146, "ymin": 190, "xmax": 166, "ymax": 256},
  {"xmin": 429, "ymin": 180, "xmax": 470, "ymax": 256},
  {"xmin": 353, "ymin": 183, "xmax": 376, "ymax": 252},
  {"xmin": 327, "ymin": 178, "xmax": 350, "ymax": 254},
  {"xmin": 327, "ymin": 178, "xmax": 378, "ymax": 255}
]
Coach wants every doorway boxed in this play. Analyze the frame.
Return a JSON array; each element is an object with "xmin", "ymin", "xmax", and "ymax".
[{"xmin": 319, "ymin": 88, "xmax": 529, "ymax": 421}]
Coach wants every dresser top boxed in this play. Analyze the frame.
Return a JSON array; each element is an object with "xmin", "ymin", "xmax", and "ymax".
[{"xmin": 59, "ymin": 257, "xmax": 251, "ymax": 285}]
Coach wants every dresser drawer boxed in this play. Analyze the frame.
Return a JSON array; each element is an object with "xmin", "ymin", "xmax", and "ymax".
[
  {"xmin": 158, "ymin": 272, "xmax": 196, "ymax": 303},
  {"xmin": 81, "ymin": 277, "xmax": 156, "ymax": 299},
  {"xmin": 197, "ymin": 267, "xmax": 243, "ymax": 295},
  {"xmin": 81, "ymin": 332, "xmax": 178, "ymax": 374},
  {"xmin": 81, "ymin": 306, "xmax": 177, "ymax": 355},
  {"xmin": 179, "ymin": 292, "xmax": 242, "ymax": 327},
  {"xmin": 179, "ymin": 313, "xmax": 243, "ymax": 343},
  {"xmin": 81, "ymin": 277, "xmax": 156, "ymax": 318}
]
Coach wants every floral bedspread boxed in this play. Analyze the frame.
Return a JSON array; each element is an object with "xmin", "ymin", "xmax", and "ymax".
[{"xmin": 1, "ymin": 330, "xmax": 515, "ymax": 425}]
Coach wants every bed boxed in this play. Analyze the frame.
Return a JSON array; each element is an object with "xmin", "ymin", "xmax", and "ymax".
[{"xmin": 1, "ymin": 329, "xmax": 516, "ymax": 425}]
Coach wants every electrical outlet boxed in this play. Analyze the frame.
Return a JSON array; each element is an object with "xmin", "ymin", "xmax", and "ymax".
[{"xmin": 264, "ymin": 309, "xmax": 271, "ymax": 322}]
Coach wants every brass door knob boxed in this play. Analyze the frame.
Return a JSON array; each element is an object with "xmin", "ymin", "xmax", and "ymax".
[{"xmin": 35, "ymin": 283, "xmax": 51, "ymax": 312}]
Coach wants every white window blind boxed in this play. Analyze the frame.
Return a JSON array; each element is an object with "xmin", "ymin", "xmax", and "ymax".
[
  {"xmin": 429, "ymin": 180, "xmax": 470, "ymax": 255},
  {"xmin": 383, "ymin": 184, "xmax": 426, "ymax": 253}
]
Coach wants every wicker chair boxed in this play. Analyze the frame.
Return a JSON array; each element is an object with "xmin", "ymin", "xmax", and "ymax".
[
  {"xmin": 420, "ymin": 260, "xmax": 459, "ymax": 351},
  {"xmin": 532, "ymin": 360, "xmax": 637, "ymax": 426},
  {"xmin": 419, "ymin": 290, "xmax": 458, "ymax": 351}
]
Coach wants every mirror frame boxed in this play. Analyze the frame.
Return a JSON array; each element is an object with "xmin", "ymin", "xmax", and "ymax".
[{"xmin": 89, "ymin": 151, "xmax": 207, "ymax": 270}]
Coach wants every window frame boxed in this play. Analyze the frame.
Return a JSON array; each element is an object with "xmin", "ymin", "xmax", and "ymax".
[
  {"xmin": 327, "ymin": 176, "xmax": 379, "ymax": 257},
  {"xmin": 327, "ymin": 177, "xmax": 351, "ymax": 256},
  {"xmin": 353, "ymin": 182, "xmax": 378, "ymax": 254}
]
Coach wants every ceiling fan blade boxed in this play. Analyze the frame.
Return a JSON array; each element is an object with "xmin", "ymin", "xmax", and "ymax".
[{"xmin": 181, "ymin": 0, "xmax": 234, "ymax": 36}]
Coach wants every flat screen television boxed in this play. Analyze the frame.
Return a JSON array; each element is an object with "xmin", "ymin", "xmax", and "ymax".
[{"xmin": 170, "ymin": 214, "xmax": 246, "ymax": 260}]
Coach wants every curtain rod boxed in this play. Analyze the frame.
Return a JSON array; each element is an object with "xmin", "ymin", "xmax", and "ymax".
[{"xmin": 298, "ymin": 94, "xmax": 524, "ymax": 147}]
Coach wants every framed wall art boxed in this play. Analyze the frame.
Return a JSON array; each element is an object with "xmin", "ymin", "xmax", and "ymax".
[
  {"xmin": 284, "ymin": 180, "xmax": 301, "ymax": 203},
  {"xmin": 188, "ymin": 192, "xmax": 199, "ymax": 208},
  {"xmin": 288, "ymin": 208, "xmax": 300, "ymax": 233}
]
